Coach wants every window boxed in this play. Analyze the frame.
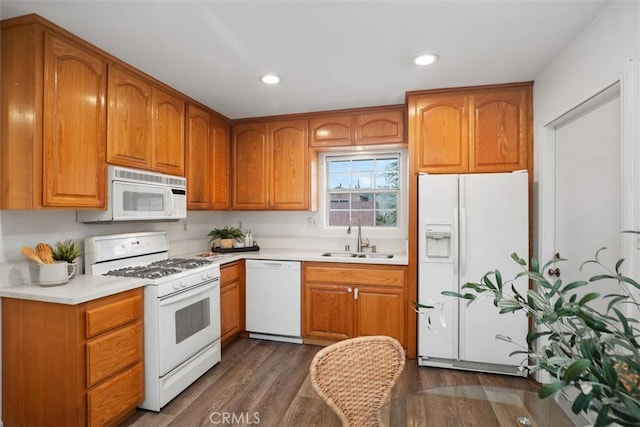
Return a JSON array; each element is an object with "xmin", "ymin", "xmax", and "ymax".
[{"xmin": 326, "ymin": 153, "xmax": 400, "ymax": 227}]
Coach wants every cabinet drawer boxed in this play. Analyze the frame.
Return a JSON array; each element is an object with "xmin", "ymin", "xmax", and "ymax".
[
  {"xmin": 221, "ymin": 261, "xmax": 243, "ymax": 284},
  {"xmin": 86, "ymin": 321, "xmax": 143, "ymax": 387},
  {"xmin": 86, "ymin": 290, "xmax": 142, "ymax": 338},
  {"xmin": 88, "ymin": 362, "xmax": 143, "ymax": 427},
  {"xmin": 305, "ymin": 265, "xmax": 405, "ymax": 287}
]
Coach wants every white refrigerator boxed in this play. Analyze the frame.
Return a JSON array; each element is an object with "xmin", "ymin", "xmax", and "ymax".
[{"xmin": 417, "ymin": 171, "xmax": 529, "ymax": 375}]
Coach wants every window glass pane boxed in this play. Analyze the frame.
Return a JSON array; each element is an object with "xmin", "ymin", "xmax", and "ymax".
[
  {"xmin": 352, "ymin": 193, "xmax": 374, "ymax": 209},
  {"xmin": 329, "ymin": 211, "xmax": 351, "ymax": 226},
  {"xmin": 352, "ymin": 159, "xmax": 374, "ymax": 172},
  {"xmin": 329, "ymin": 160, "xmax": 351, "ymax": 174},
  {"xmin": 351, "ymin": 211, "xmax": 374, "ymax": 226},
  {"xmin": 330, "ymin": 194, "xmax": 350, "ymax": 210},
  {"xmin": 352, "ymin": 173, "xmax": 373, "ymax": 189},
  {"xmin": 329, "ymin": 174, "xmax": 350, "ymax": 189},
  {"xmin": 375, "ymin": 172, "xmax": 398, "ymax": 189},
  {"xmin": 375, "ymin": 211, "xmax": 397, "ymax": 226},
  {"xmin": 375, "ymin": 193, "xmax": 397, "ymax": 210}
]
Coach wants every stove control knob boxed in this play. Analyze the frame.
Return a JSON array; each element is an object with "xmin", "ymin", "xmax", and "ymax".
[
  {"xmin": 207, "ymin": 271, "xmax": 214, "ymax": 279},
  {"xmin": 179, "ymin": 281, "xmax": 185, "ymax": 288},
  {"xmin": 201, "ymin": 273, "xmax": 207, "ymax": 281},
  {"xmin": 172, "ymin": 282, "xmax": 180, "ymax": 290}
]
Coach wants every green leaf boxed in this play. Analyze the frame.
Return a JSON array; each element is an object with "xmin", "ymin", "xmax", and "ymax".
[
  {"xmin": 617, "ymin": 275, "xmax": 640, "ymax": 290},
  {"xmin": 560, "ymin": 280, "xmax": 589, "ymax": 294},
  {"xmin": 572, "ymin": 392, "xmax": 592, "ymax": 414},
  {"xmin": 563, "ymin": 359, "xmax": 591, "ymax": 382},
  {"xmin": 590, "ymin": 274, "xmax": 616, "ymax": 282},
  {"xmin": 615, "ymin": 258, "xmax": 625, "ymax": 274},
  {"xmin": 539, "ymin": 380, "xmax": 567, "ymax": 398},
  {"xmin": 578, "ymin": 292, "xmax": 600, "ymax": 306},
  {"xmin": 511, "ymin": 252, "xmax": 527, "ymax": 266}
]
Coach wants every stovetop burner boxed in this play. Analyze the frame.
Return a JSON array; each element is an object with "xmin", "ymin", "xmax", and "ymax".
[
  {"xmin": 150, "ymin": 258, "xmax": 213, "ymax": 269},
  {"xmin": 106, "ymin": 265, "xmax": 182, "ymax": 279}
]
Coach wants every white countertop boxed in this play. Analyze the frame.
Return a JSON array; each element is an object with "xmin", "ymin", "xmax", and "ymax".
[
  {"xmin": 0, "ymin": 274, "xmax": 144, "ymax": 305},
  {"xmin": 1, "ymin": 248, "xmax": 407, "ymax": 305},
  {"xmin": 206, "ymin": 248, "xmax": 409, "ymax": 266}
]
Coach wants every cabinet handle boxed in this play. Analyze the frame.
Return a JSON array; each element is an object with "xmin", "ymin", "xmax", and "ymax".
[{"xmin": 354, "ymin": 288, "xmax": 359, "ymax": 300}]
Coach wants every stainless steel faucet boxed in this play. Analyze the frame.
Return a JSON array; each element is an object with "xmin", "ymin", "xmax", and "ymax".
[{"xmin": 347, "ymin": 218, "xmax": 369, "ymax": 252}]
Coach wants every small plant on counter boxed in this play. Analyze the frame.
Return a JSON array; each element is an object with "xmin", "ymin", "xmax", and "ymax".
[
  {"xmin": 50, "ymin": 239, "xmax": 81, "ymax": 263},
  {"xmin": 208, "ymin": 226, "xmax": 245, "ymax": 248}
]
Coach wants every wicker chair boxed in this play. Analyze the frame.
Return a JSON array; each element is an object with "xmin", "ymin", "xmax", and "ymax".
[{"xmin": 309, "ymin": 335, "xmax": 406, "ymax": 426}]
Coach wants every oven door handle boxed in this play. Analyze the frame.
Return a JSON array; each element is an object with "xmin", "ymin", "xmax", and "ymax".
[{"xmin": 159, "ymin": 280, "xmax": 218, "ymax": 306}]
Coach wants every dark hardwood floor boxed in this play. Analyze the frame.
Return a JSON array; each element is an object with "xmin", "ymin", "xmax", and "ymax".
[{"xmin": 121, "ymin": 338, "xmax": 576, "ymax": 426}]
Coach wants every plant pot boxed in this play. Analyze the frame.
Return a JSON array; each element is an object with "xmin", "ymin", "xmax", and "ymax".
[{"xmin": 219, "ymin": 239, "xmax": 234, "ymax": 249}]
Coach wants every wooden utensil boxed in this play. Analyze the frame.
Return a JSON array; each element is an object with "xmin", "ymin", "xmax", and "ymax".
[
  {"xmin": 35, "ymin": 243, "xmax": 54, "ymax": 264},
  {"xmin": 21, "ymin": 246, "xmax": 44, "ymax": 264}
]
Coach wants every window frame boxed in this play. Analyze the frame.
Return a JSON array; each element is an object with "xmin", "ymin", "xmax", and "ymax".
[{"xmin": 318, "ymin": 149, "xmax": 408, "ymax": 239}]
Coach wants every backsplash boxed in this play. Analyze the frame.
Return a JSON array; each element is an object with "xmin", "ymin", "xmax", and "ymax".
[{"xmin": 0, "ymin": 209, "xmax": 407, "ymax": 286}]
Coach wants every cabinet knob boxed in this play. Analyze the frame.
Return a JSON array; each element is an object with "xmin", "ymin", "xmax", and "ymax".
[{"xmin": 347, "ymin": 287, "xmax": 352, "ymax": 293}]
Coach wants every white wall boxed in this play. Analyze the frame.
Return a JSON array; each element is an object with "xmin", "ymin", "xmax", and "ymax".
[{"xmin": 533, "ymin": 0, "xmax": 640, "ymax": 271}]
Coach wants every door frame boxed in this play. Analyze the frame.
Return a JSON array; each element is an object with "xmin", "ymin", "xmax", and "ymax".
[
  {"xmin": 537, "ymin": 61, "xmax": 636, "ymax": 385},
  {"xmin": 539, "ymin": 60, "xmax": 635, "ymax": 283}
]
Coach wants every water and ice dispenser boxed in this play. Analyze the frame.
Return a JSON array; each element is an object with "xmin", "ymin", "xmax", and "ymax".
[{"xmin": 423, "ymin": 224, "xmax": 452, "ymax": 260}]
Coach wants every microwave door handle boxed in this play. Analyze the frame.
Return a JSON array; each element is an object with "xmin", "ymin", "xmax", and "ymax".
[{"xmin": 166, "ymin": 188, "xmax": 174, "ymax": 215}]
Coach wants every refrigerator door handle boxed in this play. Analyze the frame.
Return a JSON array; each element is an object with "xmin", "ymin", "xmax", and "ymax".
[
  {"xmin": 452, "ymin": 207, "xmax": 459, "ymax": 276},
  {"xmin": 460, "ymin": 207, "xmax": 467, "ymax": 275}
]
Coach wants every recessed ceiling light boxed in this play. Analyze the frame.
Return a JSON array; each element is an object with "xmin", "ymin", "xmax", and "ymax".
[
  {"xmin": 260, "ymin": 74, "xmax": 282, "ymax": 84},
  {"xmin": 412, "ymin": 54, "xmax": 439, "ymax": 66}
]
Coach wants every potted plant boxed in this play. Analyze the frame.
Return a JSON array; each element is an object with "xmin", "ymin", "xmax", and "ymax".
[
  {"xmin": 416, "ymin": 249, "xmax": 640, "ymax": 426},
  {"xmin": 50, "ymin": 239, "xmax": 81, "ymax": 279},
  {"xmin": 208, "ymin": 226, "xmax": 244, "ymax": 249}
]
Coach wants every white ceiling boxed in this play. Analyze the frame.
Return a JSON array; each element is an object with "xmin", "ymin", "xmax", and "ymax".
[{"xmin": 1, "ymin": 1, "xmax": 610, "ymax": 120}]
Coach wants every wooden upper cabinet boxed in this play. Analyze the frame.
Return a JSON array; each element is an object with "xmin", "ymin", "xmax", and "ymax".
[
  {"xmin": 107, "ymin": 65, "xmax": 152, "ymax": 170},
  {"xmin": 211, "ymin": 115, "xmax": 231, "ymax": 210},
  {"xmin": 310, "ymin": 107, "xmax": 405, "ymax": 147},
  {"xmin": 232, "ymin": 123, "xmax": 269, "ymax": 209},
  {"xmin": 408, "ymin": 82, "xmax": 532, "ymax": 173},
  {"xmin": 470, "ymin": 87, "xmax": 529, "ymax": 172},
  {"xmin": 310, "ymin": 115, "xmax": 353, "ymax": 147},
  {"xmin": 186, "ymin": 104, "xmax": 212, "ymax": 209},
  {"xmin": 42, "ymin": 32, "xmax": 107, "ymax": 208},
  {"xmin": 232, "ymin": 120, "xmax": 309, "ymax": 210},
  {"xmin": 411, "ymin": 94, "xmax": 469, "ymax": 173},
  {"xmin": 354, "ymin": 109, "xmax": 405, "ymax": 145},
  {"xmin": 186, "ymin": 104, "xmax": 230, "ymax": 210},
  {"xmin": 269, "ymin": 119, "xmax": 309, "ymax": 209},
  {"xmin": 152, "ymin": 87, "xmax": 185, "ymax": 176}
]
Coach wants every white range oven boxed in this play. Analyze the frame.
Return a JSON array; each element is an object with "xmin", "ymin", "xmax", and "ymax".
[{"xmin": 85, "ymin": 231, "xmax": 221, "ymax": 411}]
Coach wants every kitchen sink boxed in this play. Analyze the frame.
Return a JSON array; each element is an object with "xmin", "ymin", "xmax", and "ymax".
[
  {"xmin": 321, "ymin": 252, "xmax": 359, "ymax": 258},
  {"xmin": 356, "ymin": 253, "xmax": 394, "ymax": 259},
  {"xmin": 321, "ymin": 252, "xmax": 394, "ymax": 259}
]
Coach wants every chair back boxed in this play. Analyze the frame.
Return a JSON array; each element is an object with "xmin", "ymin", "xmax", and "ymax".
[{"xmin": 309, "ymin": 335, "xmax": 406, "ymax": 426}]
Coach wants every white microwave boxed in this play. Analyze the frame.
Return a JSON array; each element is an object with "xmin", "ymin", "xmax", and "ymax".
[{"xmin": 77, "ymin": 166, "xmax": 187, "ymax": 222}]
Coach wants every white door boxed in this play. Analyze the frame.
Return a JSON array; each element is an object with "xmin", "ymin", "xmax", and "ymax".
[
  {"xmin": 459, "ymin": 172, "xmax": 529, "ymax": 366},
  {"xmin": 417, "ymin": 174, "xmax": 459, "ymax": 361},
  {"xmin": 553, "ymin": 89, "xmax": 621, "ymax": 313}
]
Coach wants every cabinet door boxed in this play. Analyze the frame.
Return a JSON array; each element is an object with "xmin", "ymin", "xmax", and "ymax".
[
  {"xmin": 232, "ymin": 123, "xmax": 269, "ymax": 209},
  {"xmin": 107, "ymin": 65, "xmax": 152, "ymax": 170},
  {"xmin": 410, "ymin": 94, "xmax": 469, "ymax": 173},
  {"xmin": 211, "ymin": 115, "xmax": 230, "ymax": 210},
  {"xmin": 42, "ymin": 32, "xmax": 107, "ymax": 208},
  {"xmin": 87, "ymin": 362, "xmax": 143, "ymax": 427},
  {"xmin": 309, "ymin": 115, "xmax": 353, "ymax": 147},
  {"xmin": 220, "ymin": 261, "xmax": 244, "ymax": 345},
  {"xmin": 354, "ymin": 109, "xmax": 405, "ymax": 145},
  {"xmin": 304, "ymin": 283, "xmax": 353, "ymax": 340},
  {"xmin": 186, "ymin": 104, "xmax": 212, "ymax": 209},
  {"xmin": 354, "ymin": 286, "xmax": 406, "ymax": 347},
  {"xmin": 469, "ymin": 87, "xmax": 530, "ymax": 172},
  {"xmin": 151, "ymin": 87, "xmax": 185, "ymax": 176},
  {"xmin": 269, "ymin": 119, "xmax": 309, "ymax": 210}
]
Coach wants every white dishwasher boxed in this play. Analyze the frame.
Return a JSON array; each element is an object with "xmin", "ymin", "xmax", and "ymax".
[{"xmin": 245, "ymin": 260, "xmax": 302, "ymax": 344}]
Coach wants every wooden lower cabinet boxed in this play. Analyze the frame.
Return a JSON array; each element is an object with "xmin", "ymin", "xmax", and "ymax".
[
  {"xmin": 220, "ymin": 261, "xmax": 245, "ymax": 346},
  {"xmin": 302, "ymin": 262, "xmax": 407, "ymax": 347},
  {"xmin": 2, "ymin": 288, "xmax": 144, "ymax": 427}
]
